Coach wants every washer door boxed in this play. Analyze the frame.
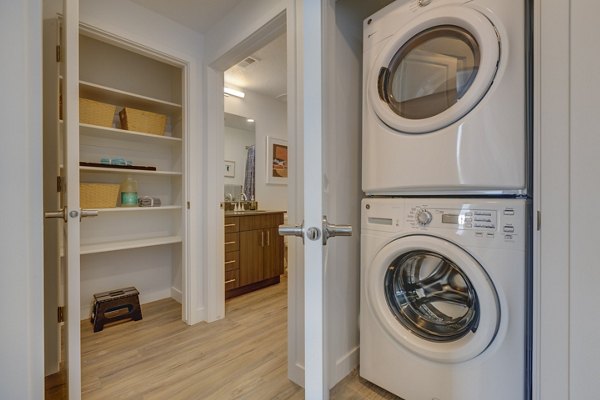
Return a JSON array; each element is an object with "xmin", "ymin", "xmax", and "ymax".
[
  {"xmin": 366, "ymin": 235, "xmax": 500, "ymax": 363},
  {"xmin": 368, "ymin": 6, "xmax": 500, "ymax": 133}
]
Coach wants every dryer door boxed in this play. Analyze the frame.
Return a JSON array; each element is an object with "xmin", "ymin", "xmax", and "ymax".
[
  {"xmin": 368, "ymin": 6, "xmax": 500, "ymax": 133},
  {"xmin": 366, "ymin": 235, "xmax": 500, "ymax": 363}
]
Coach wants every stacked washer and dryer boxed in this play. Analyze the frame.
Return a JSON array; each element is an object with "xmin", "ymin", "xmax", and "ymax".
[{"xmin": 360, "ymin": 1, "xmax": 530, "ymax": 400}]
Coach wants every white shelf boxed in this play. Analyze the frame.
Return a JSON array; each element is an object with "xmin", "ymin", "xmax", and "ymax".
[
  {"xmin": 80, "ymin": 123, "xmax": 182, "ymax": 144},
  {"xmin": 80, "ymin": 235, "xmax": 182, "ymax": 255},
  {"xmin": 96, "ymin": 205, "xmax": 182, "ymax": 214},
  {"xmin": 80, "ymin": 166, "xmax": 182, "ymax": 176},
  {"xmin": 79, "ymin": 80, "xmax": 182, "ymax": 115}
]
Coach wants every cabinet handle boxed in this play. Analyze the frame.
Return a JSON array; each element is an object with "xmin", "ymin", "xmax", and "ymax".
[
  {"xmin": 225, "ymin": 279, "xmax": 236, "ymax": 284},
  {"xmin": 225, "ymin": 241, "xmax": 236, "ymax": 245},
  {"xmin": 224, "ymin": 260, "xmax": 236, "ymax": 265},
  {"xmin": 261, "ymin": 231, "xmax": 264, "ymax": 247},
  {"xmin": 266, "ymin": 230, "xmax": 270, "ymax": 246},
  {"xmin": 224, "ymin": 223, "xmax": 236, "ymax": 228}
]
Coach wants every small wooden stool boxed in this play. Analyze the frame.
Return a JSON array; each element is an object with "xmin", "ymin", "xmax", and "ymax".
[{"xmin": 91, "ymin": 287, "xmax": 142, "ymax": 332}]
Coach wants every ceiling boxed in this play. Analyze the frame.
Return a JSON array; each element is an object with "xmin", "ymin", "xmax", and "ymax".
[
  {"xmin": 130, "ymin": 0, "xmax": 244, "ymax": 34},
  {"xmin": 131, "ymin": 0, "xmax": 287, "ymax": 100},
  {"xmin": 224, "ymin": 33, "xmax": 287, "ymax": 101}
]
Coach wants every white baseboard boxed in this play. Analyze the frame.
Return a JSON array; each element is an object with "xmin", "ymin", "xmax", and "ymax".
[
  {"xmin": 170, "ymin": 286, "xmax": 182, "ymax": 304},
  {"xmin": 331, "ymin": 345, "xmax": 359, "ymax": 389}
]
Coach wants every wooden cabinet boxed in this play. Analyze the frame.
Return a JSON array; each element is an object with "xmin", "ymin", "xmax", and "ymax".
[{"xmin": 224, "ymin": 212, "xmax": 285, "ymax": 298}]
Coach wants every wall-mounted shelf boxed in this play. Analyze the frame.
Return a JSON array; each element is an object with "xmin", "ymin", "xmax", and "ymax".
[
  {"xmin": 95, "ymin": 205, "xmax": 182, "ymax": 214},
  {"xmin": 80, "ymin": 166, "xmax": 182, "ymax": 176},
  {"xmin": 79, "ymin": 80, "xmax": 182, "ymax": 115},
  {"xmin": 80, "ymin": 123, "xmax": 182, "ymax": 145},
  {"xmin": 80, "ymin": 235, "xmax": 182, "ymax": 255}
]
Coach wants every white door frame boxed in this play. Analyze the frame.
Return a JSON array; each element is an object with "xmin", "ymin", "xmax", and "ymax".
[{"xmin": 203, "ymin": 5, "xmax": 307, "ymax": 384}]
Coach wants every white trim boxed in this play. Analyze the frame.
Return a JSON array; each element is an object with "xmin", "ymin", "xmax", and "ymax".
[{"xmin": 332, "ymin": 346, "xmax": 359, "ymax": 386}]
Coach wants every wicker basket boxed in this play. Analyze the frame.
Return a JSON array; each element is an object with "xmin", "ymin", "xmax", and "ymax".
[
  {"xmin": 119, "ymin": 107, "xmax": 166, "ymax": 136},
  {"xmin": 80, "ymin": 183, "xmax": 120, "ymax": 209},
  {"xmin": 79, "ymin": 98, "xmax": 116, "ymax": 128}
]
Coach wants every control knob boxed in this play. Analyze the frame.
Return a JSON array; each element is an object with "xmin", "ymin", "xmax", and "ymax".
[{"xmin": 416, "ymin": 209, "xmax": 433, "ymax": 226}]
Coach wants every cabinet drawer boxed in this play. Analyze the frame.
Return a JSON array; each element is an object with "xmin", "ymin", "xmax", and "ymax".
[
  {"xmin": 225, "ymin": 269, "xmax": 239, "ymax": 290},
  {"xmin": 224, "ymin": 251, "xmax": 239, "ymax": 272},
  {"xmin": 224, "ymin": 217, "xmax": 240, "ymax": 233},
  {"xmin": 239, "ymin": 213, "xmax": 285, "ymax": 231},
  {"xmin": 225, "ymin": 232, "xmax": 239, "ymax": 252}
]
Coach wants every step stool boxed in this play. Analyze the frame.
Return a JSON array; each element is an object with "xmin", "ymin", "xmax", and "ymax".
[{"xmin": 91, "ymin": 287, "xmax": 142, "ymax": 332}]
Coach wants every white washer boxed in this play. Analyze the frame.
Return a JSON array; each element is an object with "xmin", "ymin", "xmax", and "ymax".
[
  {"xmin": 362, "ymin": 0, "xmax": 527, "ymax": 195},
  {"xmin": 360, "ymin": 197, "xmax": 528, "ymax": 400}
]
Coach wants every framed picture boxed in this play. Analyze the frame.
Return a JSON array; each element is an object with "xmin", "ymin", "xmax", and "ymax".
[
  {"xmin": 266, "ymin": 137, "xmax": 288, "ymax": 185},
  {"xmin": 224, "ymin": 160, "xmax": 235, "ymax": 177}
]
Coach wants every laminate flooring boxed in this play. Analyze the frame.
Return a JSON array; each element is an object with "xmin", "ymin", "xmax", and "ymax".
[{"xmin": 45, "ymin": 277, "xmax": 399, "ymax": 399}]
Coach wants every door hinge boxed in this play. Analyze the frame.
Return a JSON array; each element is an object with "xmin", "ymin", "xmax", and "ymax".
[
  {"xmin": 187, "ymin": 201, "xmax": 190, "ymax": 210},
  {"xmin": 56, "ymin": 176, "xmax": 63, "ymax": 193},
  {"xmin": 56, "ymin": 45, "xmax": 62, "ymax": 62},
  {"xmin": 537, "ymin": 210, "xmax": 541, "ymax": 231},
  {"xmin": 57, "ymin": 306, "xmax": 65, "ymax": 323}
]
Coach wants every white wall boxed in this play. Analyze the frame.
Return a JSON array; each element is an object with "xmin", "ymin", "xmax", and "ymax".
[
  {"xmin": 224, "ymin": 125, "xmax": 255, "ymax": 188},
  {"xmin": 0, "ymin": 0, "xmax": 44, "ymax": 398},
  {"xmin": 567, "ymin": 0, "xmax": 600, "ymax": 398},
  {"xmin": 537, "ymin": 0, "xmax": 600, "ymax": 399},
  {"xmin": 225, "ymin": 90, "xmax": 288, "ymax": 211}
]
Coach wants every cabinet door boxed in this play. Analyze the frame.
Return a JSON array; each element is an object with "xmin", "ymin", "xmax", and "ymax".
[
  {"xmin": 239, "ymin": 229, "xmax": 264, "ymax": 286},
  {"xmin": 263, "ymin": 227, "xmax": 284, "ymax": 280}
]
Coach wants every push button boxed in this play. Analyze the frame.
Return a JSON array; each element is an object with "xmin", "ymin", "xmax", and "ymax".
[
  {"xmin": 504, "ymin": 209, "xmax": 515, "ymax": 216},
  {"xmin": 503, "ymin": 225, "xmax": 515, "ymax": 233},
  {"xmin": 486, "ymin": 233, "xmax": 495, "ymax": 239}
]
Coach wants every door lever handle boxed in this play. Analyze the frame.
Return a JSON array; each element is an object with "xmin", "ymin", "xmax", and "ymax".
[
  {"xmin": 322, "ymin": 215, "xmax": 352, "ymax": 245},
  {"xmin": 279, "ymin": 221, "xmax": 305, "ymax": 243},
  {"xmin": 44, "ymin": 207, "xmax": 67, "ymax": 222}
]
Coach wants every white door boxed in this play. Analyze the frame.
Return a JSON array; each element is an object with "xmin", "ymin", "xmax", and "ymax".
[
  {"xmin": 43, "ymin": 1, "xmax": 86, "ymax": 398},
  {"xmin": 280, "ymin": 1, "xmax": 352, "ymax": 398}
]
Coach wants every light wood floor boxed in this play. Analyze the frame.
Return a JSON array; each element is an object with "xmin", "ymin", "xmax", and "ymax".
[{"xmin": 45, "ymin": 277, "xmax": 399, "ymax": 399}]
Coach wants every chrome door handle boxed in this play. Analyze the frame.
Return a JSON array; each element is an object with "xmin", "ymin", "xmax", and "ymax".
[
  {"xmin": 279, "ymin": 221, "xmax": 305, "ymax": 243},
  {"xmin": 80, "ymin": 209, "xmax": 99, "ymax": 218},
  {"xmin": 279, "ymin": 222, "xmax": 304, "ymax": 238},
  {"xmin": 322, "ymin": 215, "xmax": 352, "ymax": 245},
  {"xmin": 44, "ymin": 207, "xmax": 67, "ymax": 222}
]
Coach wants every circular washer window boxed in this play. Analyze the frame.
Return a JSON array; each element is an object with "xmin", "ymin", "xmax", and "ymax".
[
  {"xmin": 384, "ymin": 250, "xmax": 480, "ymax": 342},
  {"xmin": 368, "ymin": 6, "xmax": 501, "ymax": 134},
  {"xmin": 366, "ymin": 235, "xmax": 500, "ymax": 363},
  {"xmin": 380, "ymin": 25, "xmax": 481, "ymax": 120}
]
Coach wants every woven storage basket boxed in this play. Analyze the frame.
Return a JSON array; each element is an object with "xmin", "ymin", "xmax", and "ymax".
[
  {"xmin": 119, "ymin": 107, "xmax": 166, "ymax": 136},
  {"xmin": 79, "ymin": 98, "xmax": 116, "ymax": 128},
  {"xmin": 80, "ymin": 183, "xmax": 120, "ymax": 209}
]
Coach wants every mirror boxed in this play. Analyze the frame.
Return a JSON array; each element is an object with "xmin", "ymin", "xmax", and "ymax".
[{"xmin": 224, "ymin": 112, "xmax": 256, "ymax": 202}]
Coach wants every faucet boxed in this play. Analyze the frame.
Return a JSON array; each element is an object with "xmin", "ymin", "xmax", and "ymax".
[
  {"xmin": 225, "ymin": 193, "xmax": 233, "ymax": 202},
  {"xmin": 240, "ymin": 193, "xmax": 248, "ymax": 201}
]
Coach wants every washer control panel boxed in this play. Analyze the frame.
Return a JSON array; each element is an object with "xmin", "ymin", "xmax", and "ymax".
[{"xmin": 408, "ymin": 206, "xmax": 498, "ymax": 232}]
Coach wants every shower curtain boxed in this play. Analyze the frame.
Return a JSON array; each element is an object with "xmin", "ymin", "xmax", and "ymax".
[{"xmin": 243, "ymin": 145, "xmax": 255, "ymax": 201}]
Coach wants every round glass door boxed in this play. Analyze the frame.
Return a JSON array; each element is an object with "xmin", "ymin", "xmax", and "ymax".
[
  {"xmin": 380, "ymin": 26, "xmax": 481, "ymax": 120},
  {"xmin": 384, "ymin": 250, "xmax": 479, "ymax": 342},
  {"xmin": 368, "ymin": 6, "xmax": 501, "ymax": 134},
  {"xmin": 366, "ymin": 235, "xmax": 500, "ymax": 363}
]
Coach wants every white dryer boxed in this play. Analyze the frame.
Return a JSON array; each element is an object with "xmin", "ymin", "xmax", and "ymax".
[
  {"xmin": 362, "ymin": 0, "xmax": 527, "ymax": 195},
  {"xmin": 360, "ymin": 197, "xmax": 528, "ymax": 400}
]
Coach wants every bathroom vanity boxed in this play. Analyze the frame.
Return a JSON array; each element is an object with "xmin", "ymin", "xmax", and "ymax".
[{"xmin": 224, "ymin": 211, "xmax": 285, "ymax": 299}]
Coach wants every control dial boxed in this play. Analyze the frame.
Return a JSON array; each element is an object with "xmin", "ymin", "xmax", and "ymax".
[{"xmin": 416, "ymin": 209, "xmax": 433, "ymax": 226}]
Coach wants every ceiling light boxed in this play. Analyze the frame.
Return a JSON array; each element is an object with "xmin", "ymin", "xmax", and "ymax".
[
  {"xmin": 224, "ymin": 87, "xmax": 245, "ymax": 98},
  {"xmin": 247, "ymin": 119, "xmax": 255, "ymax": 123}
]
